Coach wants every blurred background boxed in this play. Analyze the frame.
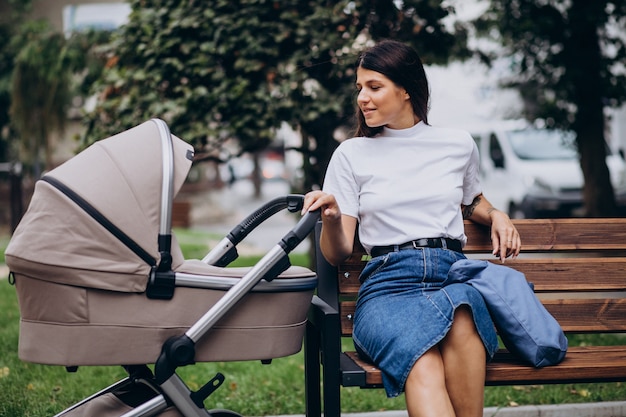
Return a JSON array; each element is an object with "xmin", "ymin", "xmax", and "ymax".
[{"xmin": 1, "ymin": 0, "xmax": 626, "ymax": 239}]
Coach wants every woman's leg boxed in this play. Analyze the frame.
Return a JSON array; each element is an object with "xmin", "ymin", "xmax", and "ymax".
[
  {"xmin": 440, "ymin": 305, "xmax": 487, "ymax": 417},
  {"xmin": 404, "ymin": 306, "xmax": 486, "ymax": 417},
  {"xmin": 404, "ymin": 346, "xmax": 455, "ymax": 417}
]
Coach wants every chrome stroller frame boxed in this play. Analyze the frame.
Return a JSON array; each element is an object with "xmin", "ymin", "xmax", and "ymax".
[{"xmin": 55, "ymin": 194, "xmax": 318, "ymax": 417}]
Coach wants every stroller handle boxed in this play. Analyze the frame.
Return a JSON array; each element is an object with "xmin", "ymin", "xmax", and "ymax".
[
  {"xmin": 189, "ymin": 206, "xmax": 320, "ymax": 341},
  {"xmin": 228, "ymin": 194, "xmax": 304, "ymax": 244},
  {"xmin": 202, "ymin": 194, "xmax": 305, "ymax": 266}
]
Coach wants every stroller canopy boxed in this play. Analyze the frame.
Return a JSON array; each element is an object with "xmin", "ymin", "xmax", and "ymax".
[{"xmin": 6, "ymin": 119, "xmax": 194, "ymax": 292}]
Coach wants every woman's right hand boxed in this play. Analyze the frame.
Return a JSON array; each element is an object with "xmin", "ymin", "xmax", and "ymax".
[
  {"xmin": 302, "ymin": 190, "xmax": 357, "ymax": 265},
  {"xmin": 301, "ymin": 190, "xmax": 343, "ymax": 223}
]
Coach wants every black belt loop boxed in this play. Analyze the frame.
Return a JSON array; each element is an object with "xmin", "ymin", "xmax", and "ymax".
[{"xmin": 371, "ymin": 238, "xmax": 462, "ymax": 257}]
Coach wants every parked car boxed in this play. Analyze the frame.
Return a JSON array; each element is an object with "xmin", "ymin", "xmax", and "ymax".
[{"xmin": 471, "ymin": 123, "xmax": 626, "ymax": 218}]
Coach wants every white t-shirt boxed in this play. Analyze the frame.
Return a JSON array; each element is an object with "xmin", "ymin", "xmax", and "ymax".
[{"xmin": 322, "ymin": 121, "xmax": 482, "ymax": 254}]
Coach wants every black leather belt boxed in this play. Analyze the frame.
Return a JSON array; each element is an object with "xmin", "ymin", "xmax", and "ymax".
[{"xmin": 371, "ymin": 237, "xmax": 462, "ymax": 257}]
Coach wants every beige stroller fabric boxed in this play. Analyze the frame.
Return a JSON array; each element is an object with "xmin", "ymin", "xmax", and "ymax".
[
  {"xmin": 6, "ymin": 120, "xmax": 192, "ymax": 292},
  {"xmin": 14, "ymin": 264, "xmax": 315, "ymax": 365},
  {"xmin": 6, "ymin": 120, "xmax": 316, "ymax": 367}
]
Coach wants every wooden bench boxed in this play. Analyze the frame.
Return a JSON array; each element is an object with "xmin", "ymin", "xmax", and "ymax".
[{"xmin": 304, "ymin": 218, "xmax": 626, "ymax": 417}]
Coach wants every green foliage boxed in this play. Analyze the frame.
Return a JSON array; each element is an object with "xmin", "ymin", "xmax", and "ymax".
[
  {"xmin": 0, "ymin": 235, "xmax": 7, "ymax": 264},
  {"xmin": 65, "ymin": 30, "xmax": 115, "ymax": 98},
  {"xmin": 6, "ymin": 19, "xmax": 111, "ymax": 177},
  {"xmin": 0, "ymin": 0, "xmax": 33, "ymax": 163},
  {"xmin": 84, "ymin": 0, "xmax": 305, "ymax": 153},
  {"xmin": 2, "ymin": 0, "xmax": 33, "ymax": 17},
  {"xmin": 83, "ymin": 1, "xmax": 470, "ymax": 191},
  {"xmin": 0, "ymin": 26, "xmax": 12, "ymax": 162},
  {"xmin": 10, "ymin": 22, "xmax": 72, "ymax": 174}
]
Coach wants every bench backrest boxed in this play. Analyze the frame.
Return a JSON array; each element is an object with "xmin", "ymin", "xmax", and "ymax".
[{"xmin": 314, "ymin": 219, "xmax": 626, "ymax": 337}]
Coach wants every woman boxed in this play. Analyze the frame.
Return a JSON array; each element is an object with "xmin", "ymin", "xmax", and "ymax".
[{"xmin": 301, "ymin": 40, "xmax": 521, "ymax": 417}]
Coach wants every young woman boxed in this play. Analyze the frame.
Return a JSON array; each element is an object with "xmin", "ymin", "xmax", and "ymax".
[{"xmin": 301, "ymin": 40, "xmax": 521, "ymax": 417}]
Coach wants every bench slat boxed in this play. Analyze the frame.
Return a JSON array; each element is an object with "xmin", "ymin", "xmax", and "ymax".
[
  {"xmin": 506, "ymin": 258, "xmax": 626, "ymax": 292},
  {"xmin": 339, "ymin": 298, "xmax": 626, "ymax": 335},
  {"xmin": 338, "ymin": 257, "xmax": 626, "ymax": 295},
  {"xmin": 341, "ymin": 219, "xmax": 626, "ymax": 261},
  {"xmin": 486, "ymin": 346, "xmax": 626, "ymax": 384},
  {"xmin": 344, "ymin": 347, "xmax": 626, "ymax": 387},
  {"xmin": 464, "ymin": 219, "xmax": 626, "ymax": 252},
  {"xmin": 543, "ymin": 298, "xmax": 626, "ymax": 332}
]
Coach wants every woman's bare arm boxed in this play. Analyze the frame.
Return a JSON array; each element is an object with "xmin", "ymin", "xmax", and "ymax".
[
  {"xmin": 302, "ymin": 191, "xmax": 357, "ymax": 266},
  {"xmin": 462, "ymin": 193, "xmax": 521, "ymax": 262}
]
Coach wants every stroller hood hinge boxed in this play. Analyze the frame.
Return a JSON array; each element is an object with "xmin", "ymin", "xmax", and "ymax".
[
  {"xmin": 147, "ymin": 234, "xmax": 176, "ymax": 299},
  {"xmin": 147, "ymin": 266, "xmax": 176, "ymax": 300}
]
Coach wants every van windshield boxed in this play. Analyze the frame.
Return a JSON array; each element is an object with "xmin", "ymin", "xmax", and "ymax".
[{"xmin": 506, "ymin": 129, "xmax": 577, "ymax": 160}]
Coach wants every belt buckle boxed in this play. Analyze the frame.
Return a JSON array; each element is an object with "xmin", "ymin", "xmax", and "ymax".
[
  {"xmin": 412, "ymin": 238, "xmax": 428, "ymax": 249},
  {"xmin": 411, "ymin": 238, "xmax": 446, "ymax": 249}
]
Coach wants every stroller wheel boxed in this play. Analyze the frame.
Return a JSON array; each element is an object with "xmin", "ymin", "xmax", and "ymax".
[{"xmin": 208, "ymin": 410, "xmax": 243, "ymax": 417}]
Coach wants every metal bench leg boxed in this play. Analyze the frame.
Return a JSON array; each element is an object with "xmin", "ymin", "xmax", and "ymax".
[
  {"xmin": 305, "ymin": 320, "xmax": 322, "ymax": 417},
  {"xmin": 321, "ymin": 334, "xmax": 341, "ymax": 417}
]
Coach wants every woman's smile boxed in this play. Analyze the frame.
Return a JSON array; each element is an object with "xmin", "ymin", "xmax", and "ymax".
[{"xmin": 356, "ymin": 67, "xmax": 415, "ymax": 130}]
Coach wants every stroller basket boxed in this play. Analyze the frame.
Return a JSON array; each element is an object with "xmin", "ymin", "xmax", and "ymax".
[
  {"xmin": 12, "ymin": 262, "xmax": 316, "ymax": 365},
  {"xmin": 5, "ymin": 119, "xmax": 319, "ymax": 417}
]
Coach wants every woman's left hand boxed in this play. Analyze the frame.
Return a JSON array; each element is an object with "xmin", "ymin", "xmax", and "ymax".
[{"xmin": 490, "ymin": 210, "xmax": 521, "ymax": 262}]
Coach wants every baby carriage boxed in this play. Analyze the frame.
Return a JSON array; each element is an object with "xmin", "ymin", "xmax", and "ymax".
[{"xmin": 5, "ymin": 119, "xmax": 319, "ymax": 417}]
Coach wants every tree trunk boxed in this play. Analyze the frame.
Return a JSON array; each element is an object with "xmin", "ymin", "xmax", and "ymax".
[
  {"xmin": 577, "ymin": 123, "xmax": 617, "ymax": 217},
  {"xmin": 300, "ymin": 116, "xmax": 340, "ymax": 192},
  {"xmin": 252, "ymin": 151, "xmax": 262, "ymax": 199},
  {"xmin": 300, "ymin": 116, "xmax": 341, "ymax": 269},
  {"xmin": 569, "ymin": 0, "xmax": 618, "ymax": 217},
  {"xmin": 9, "ymin": 165, "xmax": 24, "ymax": 233}
]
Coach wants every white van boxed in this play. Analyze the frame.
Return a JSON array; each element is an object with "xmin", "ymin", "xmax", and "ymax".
[{"xmin": 470, "ymin": 122, "xmax": 626, "ymax": 218}]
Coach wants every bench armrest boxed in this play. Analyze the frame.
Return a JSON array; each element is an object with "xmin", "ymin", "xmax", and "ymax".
[
  {"xmin": 308, "ymin": 295, "xmax": 339, "ymax": 325},
  {"xmin": 305, "ymin": 295, "xmax": 342, "ymax": 417}
]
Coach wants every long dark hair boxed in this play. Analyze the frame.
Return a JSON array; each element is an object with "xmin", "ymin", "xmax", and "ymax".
[{"xmin": 354, "ymin": 40, "xmax": 430, "ymax": 137}]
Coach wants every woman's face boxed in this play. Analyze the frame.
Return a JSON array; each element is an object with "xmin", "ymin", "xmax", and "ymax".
[{"xmin": 356, "ymin": 67, "xmax": 416, "ymax": 130}]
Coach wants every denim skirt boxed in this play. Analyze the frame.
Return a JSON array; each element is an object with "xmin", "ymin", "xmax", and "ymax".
[{"xmin": 353, "ymin": 248, "xmax": 498, "ymax": 397}]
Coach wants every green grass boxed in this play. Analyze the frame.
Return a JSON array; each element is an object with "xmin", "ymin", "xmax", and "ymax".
[
  {"xmin": 173, "ymin": 227, "xmax": 224, "ymax": 260},
  {"xmin": 0, "ymin": 278, "xmax": 397, "ymax": 416},
  {"xmin": 2, "ymin": 229, "xmax": 626, "ymax": 415},
  {"xmin": 0, "ymin": 234, "xmax": 8, "ymax": 264},
  {"xmin": 172, "ymin": 227, "xmax": 310, "ymax": 267}
]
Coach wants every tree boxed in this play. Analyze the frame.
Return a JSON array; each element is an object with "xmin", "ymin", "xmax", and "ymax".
[
  {"xmin": 473, "ymin": 0, "xmax": 626, "ymax": 217},
  {"xmin": 84, "ymin": 0, "xmax": 470, "ymax": 194},
  {"xmin": 83, "ymin": 1, "xmax": 316, "ymax": 158},
  {"xmin": 0, "ymin": 0, "xmax": 33, "ymax": 163},
  {"xmin": 9, "ymin": 23, "xmax": 109, "ymax": 179},
  {"xmin": 10, "ymin": 22, "xmax": 74, "ymax": 178},
  {"xmin": 277, "ymin": 0, "xmax": 471, "ymax": 191},
  {"xmin": 0, "ymin": 0, "xmax": 32, "ymax": 232}
]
